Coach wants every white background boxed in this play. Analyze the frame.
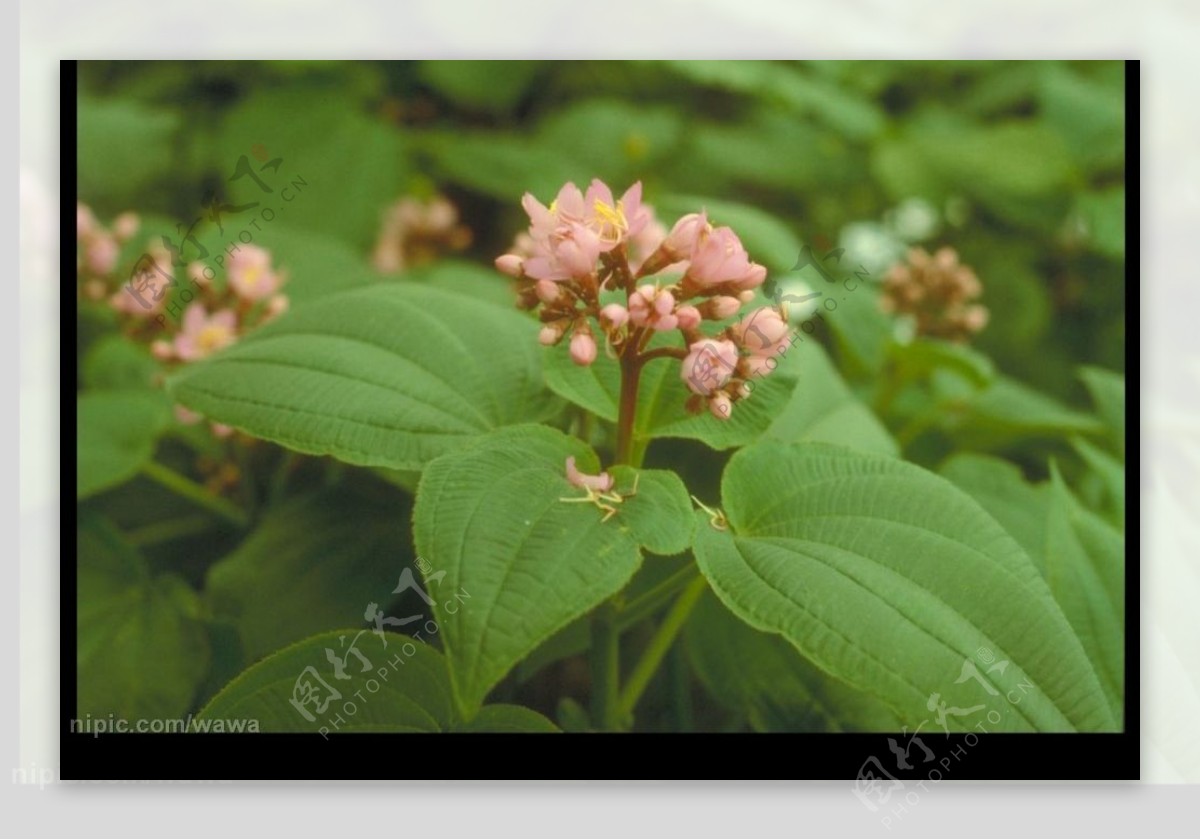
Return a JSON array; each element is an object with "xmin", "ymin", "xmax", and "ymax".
[{"xmin": 13, "ymin": 2, "xmax": 1196, "ymax": 836}]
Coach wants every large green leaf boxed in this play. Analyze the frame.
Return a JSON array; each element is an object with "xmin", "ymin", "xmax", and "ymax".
[
  {"xmin": 77, "ymin": 514, "xmax": 210, "ymax": 719},
  {"xmin": 78, "ymin": 390, "xmax": 171, "ymax": 499},
  {"xmin": 206, "ymin": 489, "xmax": 409, "ymax": 661},
  {"xmin": 168, "ymin": 284, "xmax": 561, "ymax": 471},
  {"xmin": 941, "ymin": 375, "xmax": 1104, "ymax": 450},
  {"xmin": 940, "ymin": 453, "xmax": 1051, "ymax": 576},
  {"xmin": 1071, "ymin": 437, "xmax": 1125, "ymax": 529},
  {"xmin": 1080, "ymin": 366, "xmax": 1125, "ymax": 458},
  {"xmin": 685, "ymin": 592, "xmax": 903, "ymax": 732},
  {"xmin": 214, "ymin": 85, "xmax": 408, "ymax": 250},
  {"xmin": 197, "ymin": 630, "xmax": 557, "ymax": 733},
  {"xmin": 413, "ymin": 424, "xmax": 693, "ymax": 716},
  {"xmin": 1045, "ymin": 465, "xmax": 1125, "ymax": 724},
  {"xmin": 761, "ymin": 339, "xmax": 897, "ymax": 456},
  {"xmin": 694, "ymin": 441, "xmax": 1117, "ymax": 732}
]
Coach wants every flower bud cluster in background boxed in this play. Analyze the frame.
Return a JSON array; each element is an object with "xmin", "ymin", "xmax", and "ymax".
[
  {"xmin": 372, "ymin": 194, "xmax": 472, "ymax": 274},
  {"xmin": 880, "ymin": 246, "xmax": 989, "ymax": 343}
]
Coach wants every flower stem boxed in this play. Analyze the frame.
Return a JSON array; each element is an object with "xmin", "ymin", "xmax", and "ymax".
[
  {"xmin": 590, "ymin": 601, "xmax": 621, "ymax": 730},
  {"xmin": 617, "ymin": 574, "xmax": 708, "ymax": 719},
  {"xmin": 614, "ymin": 328, "xmax": 645, "ymax": 466},
  {"xmin": 140, "ymin": 460, "xmax": 249, "ymax": 528}
]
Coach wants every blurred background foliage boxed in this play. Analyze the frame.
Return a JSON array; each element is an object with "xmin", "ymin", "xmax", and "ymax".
[{"xmin": 75, "ymin": 61, "xmax": 1125, "ymax": 731}]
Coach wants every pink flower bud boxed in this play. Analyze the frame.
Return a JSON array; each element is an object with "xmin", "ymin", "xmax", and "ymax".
[
  {"xmin": 151, "ymin": 340, "xmax": 174, "ymax": 361},
  {"xmin": 662, "ymin": 212, "xmax": 710, "ymax": 260},
  {"xmin": 704, "ymin": 296, "xmax": 742, "ymax": 320},
  {"xmin": 187, "ymin": 261, "xmax": 209, "ymax": 286},
  {"xmin": 539, "ymin": 324, "xmax": 564, "ymax": 346},
  {"xmin": 570, "ymin": 331, "xmax": 598, "ymax": 366},
  {"xmin": 211, "ymin": 423, "xmax": 234, "ymax": 439},
  {"xmin": 565, "ymin": 456, "xmax": 614, "ymax": 493},
  {"xmin": 680, "ymin": 338, "xmax": 739, "ymax": 396},
  {"xmin": 535, "ymin": 279, "xmax": 560, "ymax": 303},
  {"xmin": 266, "ymin": 294, "xmax": 290, "ymax": 318},
  {"xmin": 77, "ymin": 203, "xmax": 95, "ymax": 238},
  {"xmin": 85, "ymin": 235, "xmax": 118, "ymax": 275},
  {"xmin": 675, "ymin": 305, "xmax": 702, "ymax": 330},
  {"xmin": 113, "ymin": 212, "xmax": 140, "ymax": 242},
  {"xmin": 600, "ymin": 303, "xmax": 629, "ymax": 329},
  {"xmin": 738, "ymin": 290, "xmax": 756, "ymax": 303},
  {"xmin": 686, "ymin": 227, "xmax": 755, "ymax": 289},
  {"xmin": 733, "ymin": 307, "xmax": 790, "ymax": 355},
  {"xmin": 709, "ymin": 392, "xmax": 733, "ymax": 420},
  {"xmin": 963, "ymin": 305, "xmax": 989, "ymax": 332},
  {"xmin": 495, "ymin": 254, "xmax": 524, "ymax": 277}
]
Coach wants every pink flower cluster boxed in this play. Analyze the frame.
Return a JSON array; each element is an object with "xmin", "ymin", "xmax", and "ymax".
[
  {"xmin": 495, "ymin": 179, "xmax": 790, "ymax": 420},
  {"xmin": 77, "ymin": 202, "xmax": 140, "ymax": 302}
]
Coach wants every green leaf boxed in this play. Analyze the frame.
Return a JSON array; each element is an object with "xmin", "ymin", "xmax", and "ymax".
[
  {"xmin": 413, "ymin": 425, "xmax": 690, "ymax": 716},
  {"xmin": 206, "ymin": 489, "xmax": 409, "ymax": 661},
  {"xmin": 823, "ymin": 281, "xmax": 891, "ymax": 377},
  {"xmin": 81, "ymin": 335, "xmax": 161, "ymax": 391},
  {"xmin": 78, "ymin": 390, "xmax": 171, "ymax": 499},
  {"xmin": 1045, "ymin": 465, "xmax": 1125, "ymax": 723},
  {"xmin": 215, "ymin": 85, "xmax": 408, "ymax": 250},
  {"xmin": 608, "ymin": 466, "xmax": 695, "ymax": 556},
  {"xmin": 890, "ymin": 338, "xmax": 996, "ymax": 390},
  {"xmin": 78, "ymin": 514, "xmax": 210, "ymax": 719},
  {"xmin": 762, "ymin": 339, "xmax": 898, "ymax": 456},
  {"xmin": 1074, "ymin": 188, "xmax": 1125, "ymax": 261},
  {"xmin": 1080, "ymin": 366, "xmax": 1125, "ymax": 458},
  {"xmin": 78, "ymin": 95, "xmax": 180, "ymax": 208},
  {"xmin": 1071, "ymin": 437, "xmax": 1125, "ymax": 529},
  {"xmin": 940, "ymin": 454, "xmax": 1051, "ymax": 576},
  {"xmin": 695, "ymin": 441, "xmax": 1117, "ymax": 732},
  {"xmin": 420, "ymin": 130, "xmax": 583, "ymax": 202},
  {"xmin": 536, "ymin": 99, "xmax": 684, "ymax": 183},
  {"xmin": 1038, "ymin": 63, "xmax": 1125, "ymax": 172},
  {"xmin": 197, "ymin": 630, "xmax": 558, "ymax": 732},
  {"xmin": 942, "ymin": 375, "xmax": 1103, "ymax": 450},
  {"xmin": 685, "ymin": 592, "xmax": 903, "ymax": 732},
  {"xmin": 418, "ymin": 61, "xmax": 541, "ymax": 114},
  {"xmin": 167, "ymin": 284, "xmax": 561, "ymax": 471}
]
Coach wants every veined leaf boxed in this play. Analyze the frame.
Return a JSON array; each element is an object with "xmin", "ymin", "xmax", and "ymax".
[
  {"xmin": 694, "ymin": 441, "xmax": 1117, "ymax": 732},
  {"xmin": 412, "ymin": 424, "xmax": 693, "ymax": 716},
  {"xmin": 168, "ymin": 283, "xmax": 561, "ymax": 471},
  {"xmin": 78, "ymin": 390, "xmax": 171, "ymax": 499}
]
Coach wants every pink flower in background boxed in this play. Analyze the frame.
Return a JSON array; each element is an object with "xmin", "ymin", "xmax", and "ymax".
[
  {"xmin": 565, "ymin": 456, "xmax": 614, "ymax": 493},
  {"xmin": 174, "ymin": 303, "xmax": 237, "ymax": 361},
  {"xmin": 227, "ymin": 245, "xmax": 282, "ymax": 302},
  {"xmin": 84, "ymin": 234, "xmax": 119, "ymax": 275}
]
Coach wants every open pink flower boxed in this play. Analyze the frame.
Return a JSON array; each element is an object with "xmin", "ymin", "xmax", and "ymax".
[
  {"xmin": 685, "ymin": 226, "xmax": 765, "ymax": 292},
  {"xmin": 583, "ymin": 179, "xmax": 650, "ymax": 249},
  {"xmin": 174, "ymin": 303, "xmax": 237, "ymax": 361},
  {"xmin": 228, "ymin": 245, "xmax": 282, "ymax": 302},
  {"xmin": 565, "ymin": 456, "xmax": 613, "ymax": 493},
  {"xmin": 680, "ymin": 338, "xmax": 739, "ymax": 396}
]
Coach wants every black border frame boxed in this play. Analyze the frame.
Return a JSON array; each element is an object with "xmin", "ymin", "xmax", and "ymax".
[{"xmin": 60, "ymin": 59, "xmax": 1142, "ymax": 781}]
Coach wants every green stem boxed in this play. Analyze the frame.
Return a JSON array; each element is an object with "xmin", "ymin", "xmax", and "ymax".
[
  {"xmin": 126, "ymin": 514, "xmax": 217, "ymax": 546},
  {"xmin": 140, "ymin": 461, "xmax": 249, "ymax": 528},
  {"xmin": 614, "ymin": 331, "xmax": 644, "ymax": 467},
  {"xmin": 618, "ymin": 575, "xmax": 708, "ymax": 719},
  {"xmin": 590, "ymin": 601, "xmax": 621, "ymax": 730}
]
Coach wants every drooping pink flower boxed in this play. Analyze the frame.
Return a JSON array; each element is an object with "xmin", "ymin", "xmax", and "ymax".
[
  {"xmin": 174, "ymin": 303, "xmax": 237, "ymax": 361},
  {"xmin": 227, "ymin": 245, "xmax": 282, "ymax": 302},
  {"xmin": 494, "ymin": 254, "xmax": 524, "ymax": 277},
  {"xmin": 680, "ymin": 338, "xmax": 739, "ymax": 396},
  {"xmin": 565, "ymin": 456, "xmax": 614, "ymax": 493}
]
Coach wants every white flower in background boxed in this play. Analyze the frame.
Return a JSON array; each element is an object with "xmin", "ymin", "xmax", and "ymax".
[
  {"xmin": 774, "ymin": 277, "xmax": 821, "ymax": 323},
  {"xmin": 885, "ymin": 197, "xmax": 940, "ymax": 243},
  {"xmin": 838, "ymin": 221, "xmax": 904, "ymax": 276}
]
